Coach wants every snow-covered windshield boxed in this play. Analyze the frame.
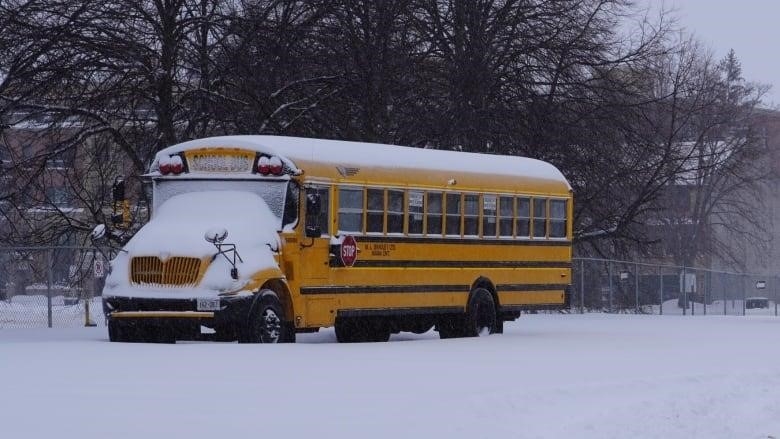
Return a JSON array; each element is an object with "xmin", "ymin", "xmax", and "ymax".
[{"xmin": 153, "ymin": 179, "xmax": 299, "ymax": 230}]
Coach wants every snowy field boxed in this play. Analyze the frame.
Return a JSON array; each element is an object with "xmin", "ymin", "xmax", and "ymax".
[{"xmin": 1, "ymin": 314, "xmax": 779, "ymax": 439}]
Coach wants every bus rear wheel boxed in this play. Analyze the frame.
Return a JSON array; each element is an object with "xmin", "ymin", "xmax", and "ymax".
[
  {"xmin": 464, "ymin": 288, "xmax": 497, "ymax": 337},
  {"xmin": 437, "ymin": 288, "xmax": 498, "ymax": 339}
]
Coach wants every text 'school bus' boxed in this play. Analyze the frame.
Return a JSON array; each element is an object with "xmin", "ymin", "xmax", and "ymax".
[{"xmin": 101, "ymin": 136, "xmax": 573, "ymax": 343}]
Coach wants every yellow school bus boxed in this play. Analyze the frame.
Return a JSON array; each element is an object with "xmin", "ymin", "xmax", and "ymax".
[{"xmin": 100, "ymin": 136, "xmax": 572, "ymax": 343}]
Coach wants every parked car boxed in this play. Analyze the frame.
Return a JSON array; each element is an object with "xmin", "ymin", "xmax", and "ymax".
[{"xmin": 745, "ymin": 297, "xmax": 769, "ymax": 309}]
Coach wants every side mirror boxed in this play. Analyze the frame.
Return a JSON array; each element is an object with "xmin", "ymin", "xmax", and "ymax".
[
  {"xmin": 204, "ymin": 227, "xmax": 228, "ymax": 244},
  {"xmin": 305, "ymin": 193, "xmax": 322, "ymax": 238},
  {"xmin": 90, "ymin": 224, "xmax": 107, "ymax": 241}
]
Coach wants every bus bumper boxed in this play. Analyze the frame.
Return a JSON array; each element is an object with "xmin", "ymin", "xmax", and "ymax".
[{"xmin": 103, "ymin": 295, "xmax": 252, "ymax": 336}]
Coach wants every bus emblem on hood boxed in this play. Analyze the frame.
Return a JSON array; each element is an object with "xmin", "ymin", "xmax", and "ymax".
[{"xmin": 336, "ymin": 166, "xmax": 360, "ymax": 177}]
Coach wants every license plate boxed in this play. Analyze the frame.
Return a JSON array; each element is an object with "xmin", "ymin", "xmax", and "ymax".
[{"xmin": 197, "ymin": 298, "xmax": 220, "ymax": 311}]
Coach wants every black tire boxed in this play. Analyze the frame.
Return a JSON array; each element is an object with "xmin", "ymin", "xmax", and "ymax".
[
  {"xmin": 463, "ymin": 288, "xmax": 497, "ymax": 337},
  {"xmin": 240, "ymin": 290, "xmax": 295, "ymax": 343},
  {"xmin": 335, "ymin": 317, "xmax": 390, "ymax": 343}
]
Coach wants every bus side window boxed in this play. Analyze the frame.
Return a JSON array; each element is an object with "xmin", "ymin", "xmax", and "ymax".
[
  {"xmin": 516, "ymin": 197, "xmax": 530, "ymax": 237},
  {"xmin": 482, "ymin": 195, "xmax": 497, "ymax": 237},
  {"xmin": 366, "ymin": 188, "xmax": 385, "ymax": 233},
  {"xmin": 446, "ymin": 193, "xmax": 462, "ymax": 236},
  {"xmin": 339, "ymin": 187, "xmax": 364, "ymax": 234},
  {"xmin": 464, "ymin": 194, "xmax": 479, "ymax": 236},
  {"xmin": 426, "ymin": 192, "xmax": 443, "ymax": 235},
  {"xmin": 499, "ymin": 196, "xmax": 514, "ymax": 237},
  {"xmin": 306, "ymin": 185, "xmax": 330, "ymax": 236},
  {"xmin": 533, "ymin": 198, "xmax": 547, "ymax": 238},
  {"xmin": 550, "ymin": 199, "xmax": 567, "ymax": 238},
  {"xmin": 387, "ymin": 190, "xmax": 404, "ymax": 234},
  {"xmin": 408, "ymin": 191, "xmax": 424, "ymax": 234}
]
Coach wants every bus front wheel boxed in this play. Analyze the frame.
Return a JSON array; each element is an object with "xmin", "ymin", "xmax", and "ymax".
[{"xmin": 240, "ymin": 290, "xmax": 295, "ymax": 343}]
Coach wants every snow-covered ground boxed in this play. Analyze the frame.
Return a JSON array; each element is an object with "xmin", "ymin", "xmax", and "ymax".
[{"xmin": 1, "ymin": 313, "xmax": 779, "ymax": 439}]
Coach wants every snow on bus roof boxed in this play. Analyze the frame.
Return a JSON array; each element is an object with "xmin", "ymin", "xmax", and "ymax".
[{"xmin": 156, "ymin": 135, "xmax": 570, "ymax": 188}]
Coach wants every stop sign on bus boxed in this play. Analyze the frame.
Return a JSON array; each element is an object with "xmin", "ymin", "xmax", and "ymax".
[{"xmin": 340, "ymin": 235, "xmax": 358, "ymax": 267}]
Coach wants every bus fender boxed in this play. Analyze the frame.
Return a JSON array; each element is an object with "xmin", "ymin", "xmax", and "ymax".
[
  {"xmin": 470, "ymin": 277, "xmax": 499, "ymax": 309},
  {"xmin": 250, "ymin": 278, "xmax": 294, "ymax": 325}
]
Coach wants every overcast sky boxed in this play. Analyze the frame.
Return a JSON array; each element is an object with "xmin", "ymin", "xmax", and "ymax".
[{"xmin": 665, "ymin": 0, "xmax": 779, "ymax": 107}]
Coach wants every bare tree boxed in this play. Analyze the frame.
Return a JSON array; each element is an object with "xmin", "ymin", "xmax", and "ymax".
[{"xmin": 0, "ymin": 0, "xmax": 231, "ymax": 243}]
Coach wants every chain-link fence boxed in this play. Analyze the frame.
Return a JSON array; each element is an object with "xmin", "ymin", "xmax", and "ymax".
[
  {"xmin": 3, "ymin": 248, "xmax": 779, "ymax": 328},
  {"xmin": 571, "ymin": 257, "xmax": 780, "ymax": 316},
  {"xmin": 0, "ymin": 246, "xmax": 107, "ymax": 328}
]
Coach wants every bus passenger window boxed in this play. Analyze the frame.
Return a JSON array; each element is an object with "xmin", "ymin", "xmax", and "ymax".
[
  {"xmin": 499, "ymin": 196, "xmax": 514, "ymax": 237},
  {"xmin": 387, "ymin": 190, "xmax": 404, "ymax": 234},
  {"xmin": 338, "ymin": 187, "xmax": 363, "ymax": 233},
  {"xmin": 516, "ymin": 197, "xmax": 530, "ymax": 237},
  {"xmin": 482, "ymin": 195, "xmax": 497, "ymax": 237},
  {"xmin": 426, "ymin": 192, "xmax": 443, "ymax": 235},
  {"xmin": 533, "ymin": 198, "xmax": 547, "ymax": 238},
  {"xmin": 446, "ymin": 193, "xmax": 462, "ymax": 236},
  {"xmin": 306, "ymin": 185, "xmax": 330, "ymax": 236},
  {"xmin": 408, "ymin": 191, "xmax": 424, "ymax": 234},
  {"xmin": 367, "ymin": 188, "xmax": 385, "ymax": 233},
  {"xmin": 550, "ymin": 199, "xmax": 567, "ymax": 238},
  {"xmin": 464, "ymin": 194, "xmax": 479, "ymax": 236}
]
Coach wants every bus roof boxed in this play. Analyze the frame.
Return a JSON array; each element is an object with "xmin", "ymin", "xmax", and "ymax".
[{"xmin": 155, "ymin": 136, "xmax": 571, "ymax": 194}]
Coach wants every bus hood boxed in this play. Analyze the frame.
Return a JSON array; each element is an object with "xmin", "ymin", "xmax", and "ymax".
[{"xmin": 104, "ymin": 191, "xmax": 282, "ymax": 295}]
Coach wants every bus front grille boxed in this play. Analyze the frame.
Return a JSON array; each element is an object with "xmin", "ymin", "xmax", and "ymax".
[{"xmin": 131, "ymin": 256, "xmax": 201, "ymax": 287}]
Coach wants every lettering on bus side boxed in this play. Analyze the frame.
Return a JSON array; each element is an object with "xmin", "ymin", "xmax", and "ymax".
[{"xmin": 364, "ymin": 243, "xmax": 396, "ymax": 257}]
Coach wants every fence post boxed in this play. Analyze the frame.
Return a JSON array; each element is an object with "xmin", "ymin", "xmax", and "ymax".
[
  {"xmin": 659, "ymin": 265, "xmax": 664, "ymax": 315},
  {"xmin": 742, "ymin": 274, "xmax": 746, "ymax": 316},
  {"xmin": 46, "ymin": 249, "xmax": 53, "ymax": 328},
  {"xmin": 691, "ymin": 268, "xmax": 695, "ymax": 316},
  {"xmin": 85, "ymin": 256, "xmax": 97, "ymax": 327},
  {"xmin": 608, "ymin": 260, "xmax": 613, "ymax": 312},
  {"xmin": 703, "ymin": 270, "xmax": 708, "ymax": 316},
  {"xmin": 723, "ymin": 272, "xmax": 727, "ymax": 316},
  {"xmin": 682, "ymin": 265, "xmax": 687, "ymax": 316},
  {"xmin": 634, "ymin": 262, "xmax": 640, "ymax": 314},
  {"xmin": 579, "ymin": 259, "xmax": 585, "ymax": 314}
]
